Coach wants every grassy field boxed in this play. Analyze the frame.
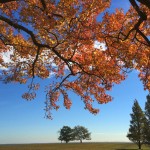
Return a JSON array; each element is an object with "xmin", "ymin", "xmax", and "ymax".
[{"xmin": 0, "ymin": 143, "xmax": 149, "ymax": 150}]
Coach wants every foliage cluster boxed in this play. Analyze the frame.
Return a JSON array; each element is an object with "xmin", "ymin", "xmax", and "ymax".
[{"xmin": 0, "ymin": 0, "xmax": 150, "ymax": 118}]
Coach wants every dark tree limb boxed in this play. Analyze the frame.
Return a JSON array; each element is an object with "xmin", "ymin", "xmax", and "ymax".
[
  {"xmin": 32, "ymin": 47, "xmax": 40, "ymax": 78},
  {"xmin": 39, "ymin": 0, "xmax": 46, "ymax": 10},
  {"xmin": 137, "ymin": 0, "xmax": 150, "ymax": 9},
  {"xmin": 125, "ymin": 0, "xmax": 150, "ymax": 46},
  {"xmin": 0, "ymin": 15, "xmax": 65, "ymax": 59},
  {"xmin": 129, "ymin": 0, "xmax": 147, "ymax": 20},
  {"xmin": 52, "ymin": 73, "xmax": 74, "ymax": 92},
  {"xmin": 0, "ymin": 14, "xmax": 78, "ymax": 81},
  {"xmin": 0, "ymin": 0, "xmax": 18, "ymax": 3},
  {"xmin": 0, "ymin": 15, "xmax": 44, "ymax": 47}
]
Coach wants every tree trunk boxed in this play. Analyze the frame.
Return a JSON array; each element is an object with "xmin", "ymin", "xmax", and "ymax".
[
  {"xmin": 138, "ymin": 141, "xmax": 141, "ymax": 149},
  {"xmin": 80, "ymin": 139, "xmax": 82, "ymax": 143}
]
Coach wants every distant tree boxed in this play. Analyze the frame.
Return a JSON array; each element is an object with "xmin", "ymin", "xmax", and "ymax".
[
  {"xmin": 144, "ymin": 94, "xmax": 150, "ymax": 146},
  {"xmin": 73, "ymin": 126, "xmax": 91, "ymax": 143},
  {"xmin": 58, "ymin": 126, "xmax": 73, "ymax": 143},
  {"xmin": 127, "ymin": 100, "xmax": 146, "ymax": 149}
]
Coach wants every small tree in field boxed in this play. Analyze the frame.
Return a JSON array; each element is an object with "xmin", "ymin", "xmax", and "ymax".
[
  {"xmin": 127, "ymin": 100, "xmax": 146, "ymax": 149},
  {"xmin": 73, "ymin": 126, "xmax": 91, "ymax": 143},
  {"xmin": 58, "ymin": 126, "xmax": 73, "ymax": 143},
  {"xmin": 144, "ymin": 94, "xmax": 150, "ymax": 146}
]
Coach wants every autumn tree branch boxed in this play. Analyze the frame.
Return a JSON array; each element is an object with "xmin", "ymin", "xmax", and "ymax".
[
  {"xmin": 52, "ymin": 73, "xmax": 75, "ymax": 92},
  {"xmin": 0, "ymin": 34, "xmax": 10, "ymax": 45},
  {"xmin": 0, "ymin": 15, "xmax": 71, "ymax": 73},
  {"xmin": 32, "ymin": 47, "xmax": 40, "ymax": 78},
  {"xmin": 39, "ymin": 0, "xmax": 46, "ymax": 10},
  {"xmin": 127, "ymin": 0, "xmax": 150, "ymax": 46},
  {"xmin": 1, "ymin": 16, "xmax": 66, "ymax": 55},
  {"xmin": 0, "ymin": 15, "xmax": 44, "ymax": 47},
  {"xmin": 137, "ymin": 0, "xmax": 150, "ymax": 9}
]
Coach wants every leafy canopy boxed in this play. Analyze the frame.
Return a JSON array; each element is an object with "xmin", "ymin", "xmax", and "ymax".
[
  {"xmin": 0, "ymin": 0, "xmax": 150, "ymax": 119},
  {"xmin": 58, "ymin": 126, "xmax": 73, "ymax": 143},
  {"xmin": 73, "ymin": 125, "xmax": 91, "ymax": 143}
]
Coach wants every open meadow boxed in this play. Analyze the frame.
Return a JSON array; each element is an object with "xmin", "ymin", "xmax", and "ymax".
[{"xmin": 0, "ymin": 143, "xmax": 149, "ymax": 150}]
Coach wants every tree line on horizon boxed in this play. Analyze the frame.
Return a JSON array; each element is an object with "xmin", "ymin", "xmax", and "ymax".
[
  {"xmin": 58, "ymin": 125, "xmax": 91, "ymax": 143},
  {"xmin": 127, "ymin": 94, "xmax": 150, "ymax": 149}
]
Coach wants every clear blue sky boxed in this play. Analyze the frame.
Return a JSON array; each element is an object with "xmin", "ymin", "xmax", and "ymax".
[{"xmin": 0, "ymin": 1, "xmax": 149, "ymax": 144}]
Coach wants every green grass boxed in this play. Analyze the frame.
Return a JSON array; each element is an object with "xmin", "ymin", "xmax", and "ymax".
[{"xmin": 0, "ymin": 143, "xmax": 149, "ymax": 150}]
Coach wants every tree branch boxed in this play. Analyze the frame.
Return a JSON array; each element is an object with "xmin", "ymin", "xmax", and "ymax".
[
  {"xmin": 39, "ymin": 0, "xmax": 46, "ymax": 10},
  {"xmin": 0, "ymin": 15, "xmax": 62, "ymax": 56},
  {"xmin": 137, "ymin": 0, "xmax": 150, "ymax": 9},
  {"xmin": 53, "ymin": 73, "xmax": 74, "ymax": 92},
  {"xmin": 0, "ymin": 15, "xmax": 43, "ymax": 47},
  {"xmin": 136, "ymin": 29, "xmax": 150, "ymax": 45},
  {"xmin": 124, "ymin": 0, "xmax": 150, "ymax": 46},
  {"xmin": 0, "ymin": 0, "xmax": 18, "ymax": 3},
  {"xmin": 32, "ymin": 47, "xmax": 40, "ymax": 78},
  {"xmin": 129, "ymin": 0, "xmax": 147, "ymax": 20},
  {"xmin": 0, "ymin": 15, "xmax": 76, "ymax": 78}
]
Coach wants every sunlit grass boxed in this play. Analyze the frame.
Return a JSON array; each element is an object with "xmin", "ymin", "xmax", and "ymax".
[{"xmin": 0, "ymin": 143, "xmax": 149, "ymax": 150}]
